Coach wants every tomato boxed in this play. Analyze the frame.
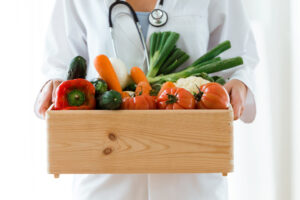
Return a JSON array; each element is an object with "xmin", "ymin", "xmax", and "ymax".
[
  {"xmin": 122, "ymin": 95, "xmax": 156, "ymax": 110},
  {"xmin": 157, "ymin": 87, "xmax": 196, "ymax": 109},
  {"xmin": 157, "ymin": 81, "xmax": 176, "ymax": 97},
  {"xmin": 135, "ymin": 81, "xmax": 152, "ymax": 96},
  {"xmin": 195, "ymin": 82, "xmax": 230, "ymax": 109}
]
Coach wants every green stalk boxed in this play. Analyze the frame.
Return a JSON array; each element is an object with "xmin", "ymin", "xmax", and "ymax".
[
  {"xmin": 158, "ymin": 31, "xmax": 171, "ymax": 51},
  {"xmin": 149, "ymin": 32, "xmax": 158, "ymax": 60},
  {"xmin": 147, "ymin": 32, "xmax": 180, "ymax": 78},
  {"xmin": 161, "ymin": 53, "xmax": 190, "ymax": 74},
  {"xmin": 154, "ymin": 32, "xmax": 162, "ymax": 53},
  {"xmin": 159, "ymin": 48, "xmax": 183, "ymax": 73},
  {"xmin": 148, "ymin": 57, "xmax": 243, "ymax": 84},
  {"xmin": 187, "ymin": 57, "xmax": 221, "ymax": 69},
  {"xmin": 192, "ymin": 41, "xmax": 231, "ymax": 66}
]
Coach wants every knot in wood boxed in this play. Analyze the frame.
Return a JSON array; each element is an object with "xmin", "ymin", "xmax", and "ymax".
[
  {"xmin": 103, "ymin": 147, "xmax": 113, "ymax": 155},
  {"xmin": 108, "ymin": 133, "xmax": 117, "ymax": 141}
]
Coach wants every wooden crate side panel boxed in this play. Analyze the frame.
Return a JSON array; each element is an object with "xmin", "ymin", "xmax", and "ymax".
[{"xmin": 47, "ymin": 110, "xmax": 233, "ymax": 174}]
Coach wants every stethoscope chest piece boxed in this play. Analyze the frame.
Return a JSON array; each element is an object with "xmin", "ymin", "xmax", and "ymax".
[{"xmin": 149, "ymin": 8, "xmax": 168, "ymax": 27}]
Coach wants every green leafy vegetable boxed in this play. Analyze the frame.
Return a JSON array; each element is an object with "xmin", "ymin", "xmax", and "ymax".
[{"xmin": 148, "ymin": 57, "xmax": 244, "ymax": 84}]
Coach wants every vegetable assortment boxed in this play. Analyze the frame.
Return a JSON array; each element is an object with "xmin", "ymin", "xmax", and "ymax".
[{"xmin": 54, "ymin": 31, "xmax": 241, "ymax": 111}]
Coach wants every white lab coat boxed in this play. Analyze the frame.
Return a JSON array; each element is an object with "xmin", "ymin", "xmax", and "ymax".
[{"xmin": 42, "ymin": 0, "xmax": 259, "ymax": 199}]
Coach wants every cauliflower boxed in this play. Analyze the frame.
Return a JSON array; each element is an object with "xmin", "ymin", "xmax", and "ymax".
[{"xmin": 175, "ymin": 76, "xmax": 210, "ymax": 94}]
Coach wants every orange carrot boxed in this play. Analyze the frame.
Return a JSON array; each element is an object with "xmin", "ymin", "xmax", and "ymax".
[
  {"xmin": 157, "ymin": 81, "xmax": 176, "ymax": 97},
  {"xmin": 121, "ymin": 91, "xmax": 131, "ymax": 98},
  {"xmin": 130, "ymin": 67, "xmax": 150, "ymax": 85},
  {"xmin": 135, "ymin": 81, "xmax": 152, "ymax": 96},
  {"xmin": 94, "ymin": 55, "xmax": 122, "ymax": 93}
]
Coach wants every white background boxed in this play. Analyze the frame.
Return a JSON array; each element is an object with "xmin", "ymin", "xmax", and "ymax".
[{"xmin": 0, "ymin": 0, "xmax": 299, "ymax": 200}]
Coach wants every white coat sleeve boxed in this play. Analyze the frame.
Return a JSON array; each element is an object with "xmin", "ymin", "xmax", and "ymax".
[
  {"xmin": 42, "ymin": 0, "xmax": 88, "ymax": 81},
  {"xmin": 208, "ymin": 0, "xmax": 259, "ymax": 123}
]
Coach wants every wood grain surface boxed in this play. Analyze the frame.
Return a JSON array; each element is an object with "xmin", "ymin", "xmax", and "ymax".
[{"xmin": 47, "ymin": 110, "xmax": 233, "ymax": 175}]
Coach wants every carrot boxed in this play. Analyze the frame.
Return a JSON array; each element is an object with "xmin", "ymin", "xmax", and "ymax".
[
  {"xmin": 157, "ymin": 81, "xmax": 176, "ymax": 97},
  {"xmin": 94, "ymin": 55, "xmax": 122, "ymax": 93},
  {"xmin": 121, "ymin": 91, "xmax": 131, "ymax": 98},
  {"xmin": 135, "ymin": 81, "xmax": 152, "ymax": 96},
  {"xmin": 131, "ymin": 67, "xmax": 150, "ymax": 85}
]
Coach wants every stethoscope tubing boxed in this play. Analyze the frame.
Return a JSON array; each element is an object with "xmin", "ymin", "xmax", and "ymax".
[{"xmin": 108, "ymin": 1, "xmax": 150, "ymax": 70}]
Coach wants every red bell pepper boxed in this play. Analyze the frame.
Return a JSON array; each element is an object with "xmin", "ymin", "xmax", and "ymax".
[{"xmin": 54, "ymin": 79, "xmax": 96, "ymax": 110}]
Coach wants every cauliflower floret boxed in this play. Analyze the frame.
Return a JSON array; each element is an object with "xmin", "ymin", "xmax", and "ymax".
[{"xmin": 175, "ymin": 76, "xmax": 210, "ymax": 94}]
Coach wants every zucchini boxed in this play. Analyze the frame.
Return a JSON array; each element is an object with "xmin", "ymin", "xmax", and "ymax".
[
  {"xmin": 97, "ymin": 90, "xmax": 122, "ymax": 110},
  {"xmin": 90, "ymin": 78, "xmax": 108, "ymax": 95},
  {"xmin": 67, "ymin": 56, "xmax": 87, "ymax": 80}
]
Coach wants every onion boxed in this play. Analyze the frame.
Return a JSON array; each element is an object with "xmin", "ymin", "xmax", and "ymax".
[{"xmin": 109, "ymin": 57, "xmax": 131, "ymax": 89}]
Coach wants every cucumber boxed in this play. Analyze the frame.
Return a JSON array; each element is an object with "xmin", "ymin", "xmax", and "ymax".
[
  {"xmin": 97, "ymin": 90, "xmax": 122, "ymax": 110},
  {"xmin": 90, "ymin": 78, "xmax": 108, "ymax": 95},
  {"xmin": 67, "ymin": 56, "xmax": 87, "ymax": 80}
]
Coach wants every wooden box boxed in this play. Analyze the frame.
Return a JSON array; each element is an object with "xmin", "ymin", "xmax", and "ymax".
[{"xmin": 46, "ymin": 109, "xmax": 233, "ymax": 178}]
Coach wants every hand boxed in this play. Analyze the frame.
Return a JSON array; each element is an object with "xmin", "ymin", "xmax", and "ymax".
[
  {"xmin": 224, "ymin": 79, "xmax": 248, "ymax": 120},
  {"xmin": 34, "ymin": 80, "xmax": 62, "ymax": 119}
]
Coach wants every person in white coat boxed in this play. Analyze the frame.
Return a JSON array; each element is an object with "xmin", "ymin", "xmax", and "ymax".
[{"xmin": 35, "ymin": 0, "xmax": 259, "ymax": 199}]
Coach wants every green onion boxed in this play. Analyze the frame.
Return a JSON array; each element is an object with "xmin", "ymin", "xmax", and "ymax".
[
  {"xmin": 147, "ymin": 32, "xmax": 180, "ymax": 78},
  {"xmin": 191, "ymin": 41, "xmax": 231, "ymax": 66},
  {"xmin": 161, "ymin": 53, "xmax": 190, "ymax": 74},
  {"xmin": 149, "ymin": 32, "xmax": 158, "ymax": 60},
  {"xmin": 148, "ymin": 57, "xmax": 243, "ymax": 84}
]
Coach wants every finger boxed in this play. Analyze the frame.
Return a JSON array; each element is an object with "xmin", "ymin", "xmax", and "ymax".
[
  {"xmin": 224, "ymin": 83, "xmax": 233, "ymax": 94},
  {"xmin": 233, "ymin": 104, "xmax": 241, "ymax": 120},
  {"xmin": 39, "ymin": 103, "xmax": 52, "ymax": 119},
  {"xmin": 230, "ymin": 87, "xmax": 243, "ymax": 120},
  {"xmin": 240, "ymin": 105, "xmax": 245, "ymax": 118},
  {"xmin": 52, "ymin": 80, "xmax": 61, "ymax": 103},
  {"xmin": 38, "ymin": 81, "xmax": 53, "ymax": 117}
]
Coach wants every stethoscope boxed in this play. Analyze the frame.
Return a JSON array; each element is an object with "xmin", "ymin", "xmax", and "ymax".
[{"xmin": 108, "ymin": 0, "xmax": 168, "ymax": 71}]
